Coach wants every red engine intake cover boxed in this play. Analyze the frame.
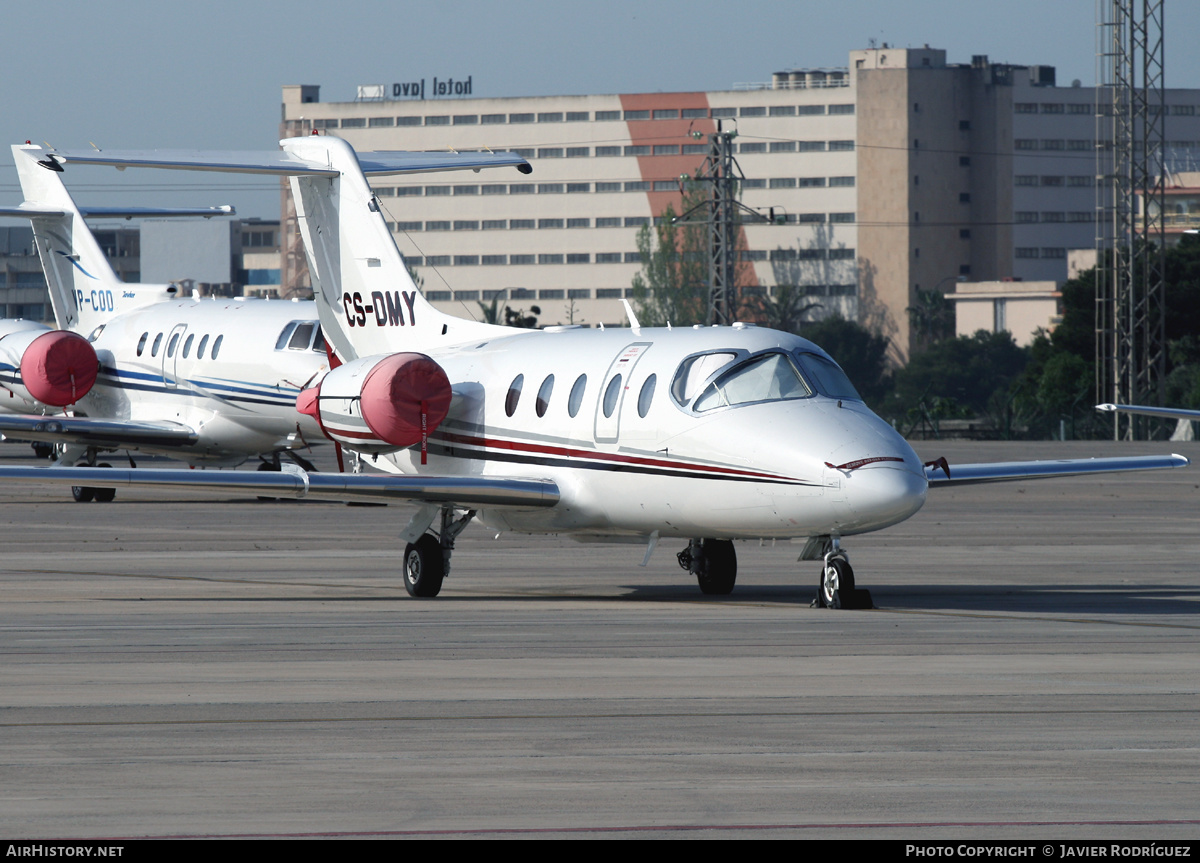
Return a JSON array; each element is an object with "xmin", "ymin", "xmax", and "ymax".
[
  {"xmin": 359, "ymin": 352, "xmax": 452, "ymax": 447},
  {"xmin": 295, "ymin": 386, "xmax": 319, "ymax": 420},
  {"xmin": 20, "ymin": 330, "xmax": 99, "ymax": 406}
]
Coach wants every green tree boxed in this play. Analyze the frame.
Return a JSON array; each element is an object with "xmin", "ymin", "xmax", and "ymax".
[
  {"xmin": 906, "ymin": 288, "xmax": 954, "ymax": 351},
  {"xmin": 800, "ymin": 315, "xmax": 892, "ymax": 410},
  {"xmin": 477, "ymin": 296, "xmax": 502, "ymax": 324},
  {"xmin": 891, "ymin": 330, "xmax": 1029, "ymax": 421},
  {"xmin": 752, "ymin": 285, "xmax": 822, "ymax": 335},
  {"xmin": 630, "ymin": 203, "xmax": 707, "ymax": 327}
]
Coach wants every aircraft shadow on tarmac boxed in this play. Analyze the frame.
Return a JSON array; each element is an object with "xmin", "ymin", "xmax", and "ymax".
[
  {"xmin": 37, "ymin": 577, "xmax": 1200, "ymax": 615},
  {"xmin": 617, "ymin": 583, "xmax": 1200, "ymax": 616}
]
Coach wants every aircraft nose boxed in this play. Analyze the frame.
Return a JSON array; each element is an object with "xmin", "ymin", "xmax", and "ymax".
[{"xmin": 842, "ymin": 465, "xmax": 927, "ymax": 530}]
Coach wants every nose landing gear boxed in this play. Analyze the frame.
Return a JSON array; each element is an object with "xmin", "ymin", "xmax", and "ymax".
[{"xmin": 807, "ymin": 536, "xmax": 873, "ymax": 609}]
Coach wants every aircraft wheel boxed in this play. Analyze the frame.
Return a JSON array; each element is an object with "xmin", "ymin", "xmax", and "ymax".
[
  {"xmin": 696, "ymin": 538, "xmax": 737, "ymax": 595},
  {"xmin": 31, "ymin": 443, "xmax": 54, "ymax": 460},
  {"xmin": 72, "ymin": 461, "xmax": 95, "ymax": 503},
  {"xmin": 818, "ymin": 558, "xmax": 855, "ymax": 609},
  {"xmin": 403, "ymin": 534, "xmax": 445, "ymax": 598},
  {"xmin": 93, "ymin": 463, "xmax": 116, "ymax": 503}
]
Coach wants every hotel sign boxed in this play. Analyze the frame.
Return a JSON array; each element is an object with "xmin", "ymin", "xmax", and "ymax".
[{"xmin": 393, "ymin": 77, "xmax": 473, "ymax": 99}]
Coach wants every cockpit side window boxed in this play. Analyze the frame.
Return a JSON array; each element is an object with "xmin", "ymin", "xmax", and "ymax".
[
  {"xmin": 670, "ymin": 351, "xmax": 738, "ymax": 406},
  {"xmin": 288, "ymin": 322, "xmax": 316, "ymax": 351},
  {"xmin": 312, "ymin": 326, "xmax": 326, "ymax": 354},
  {"xmin": 275, "ymin": 322, "xmax": 297, "ymax": 351},
  {"xmin": 693, "ymin": 352, "xmax": 813, "ymax": 413},
  {"xmin": 793, "ymin": 352, "xmax": 862, "ymax": 401}
]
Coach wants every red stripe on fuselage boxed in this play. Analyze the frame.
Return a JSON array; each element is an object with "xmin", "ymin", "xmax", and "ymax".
[{"xmin": 433, "ymin": 429, "xmax": 799, "ymax": 483}]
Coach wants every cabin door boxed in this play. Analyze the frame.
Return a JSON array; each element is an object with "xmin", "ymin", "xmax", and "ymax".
[{"xmin": 593, "ymin": 342, "xmax": 652, "ymax": 443}]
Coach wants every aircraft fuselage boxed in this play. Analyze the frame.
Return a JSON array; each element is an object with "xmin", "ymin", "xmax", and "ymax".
[
  {"xmin": 369, "ymin": 322, "xmax": 927, "ymax": 541},
  {"xmin": 76, "ymin": 298, "xmax": 328, "ymax": 463}
]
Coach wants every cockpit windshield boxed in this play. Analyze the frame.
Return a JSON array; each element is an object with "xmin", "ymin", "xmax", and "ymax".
[
  {"xmin": 672, "ymin": 348, "xmax": 862, "ymax": 413},
  {"xmin": 792, "ymin": 352, "xmax": 862, "ymax": 401},
  {"xmin": 693, "ymin": 352, "xmax": 813, "ymax": 412}
]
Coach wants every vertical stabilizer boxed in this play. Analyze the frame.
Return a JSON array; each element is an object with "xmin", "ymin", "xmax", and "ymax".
[
  {"xmin": 10, "ymin": 145, "xmax": 173, "ymax": 332},
  {"xmin": 282, "ymin": 136, "xmax": 511, "ymax": 363}
]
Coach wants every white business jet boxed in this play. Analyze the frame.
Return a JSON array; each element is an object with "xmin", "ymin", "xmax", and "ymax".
[
  {"xmin": 0, "ymin": 143, "xmax": 330, "ymax": 500},
  {"xmin": 0, "ymin": 136, "xmax": 1187, "ymax": 607}
]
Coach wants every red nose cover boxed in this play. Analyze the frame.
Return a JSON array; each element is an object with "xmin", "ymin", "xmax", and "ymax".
[
  {"xmin": 20, "ymin": 330, "xmax": 99, "ymax": 406},
  {"xmin": 359, "ymin": 352, "xmax": 452, "ymax": 447}
]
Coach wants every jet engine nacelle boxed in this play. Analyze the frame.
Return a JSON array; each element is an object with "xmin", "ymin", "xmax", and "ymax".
[
  {"xmin": 0, "ymin": 323, "xmax": 99, "ymax": 409},
  {"xmin": 296, "ymin": 352, "xmax": 452, "ymax": 455}
]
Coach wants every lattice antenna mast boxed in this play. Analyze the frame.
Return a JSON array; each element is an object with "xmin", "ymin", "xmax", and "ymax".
[
  {"xmin": 705, "ymin": 122, "xmax": 740, "ymax": 325},
  {"xmin": 673, "ymin": 121, "xmax": 783, "ymax": 325},
  {"xmin": 1096, "ymin": 0, "xmax": 1166, "ymax": 440}
]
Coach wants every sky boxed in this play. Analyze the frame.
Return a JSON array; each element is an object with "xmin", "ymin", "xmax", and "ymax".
[{"xmin": 2, "ymin": 0, "xmax": 1198, "ymax": 219}]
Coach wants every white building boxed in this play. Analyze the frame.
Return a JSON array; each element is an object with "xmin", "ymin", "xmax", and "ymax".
[{"xmin": 278, "ymin": 46, "xmax": 1200, "ymax": 356}]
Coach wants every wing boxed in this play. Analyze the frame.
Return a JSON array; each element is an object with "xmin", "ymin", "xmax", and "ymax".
[
  {"xmin": 0, "ymin": 414, "xmax": 198, "ymax": 450},
  {"xmin": 924, "ymin": 453, "xmax": 1189, "ymax": 486},
  {"xmin": 0, "ymin": 463, "xmax": 558, "ymax": 508},
  {"xmin": 1096, "ymin": 403, "xmax": 1200, "ymax": 422}
]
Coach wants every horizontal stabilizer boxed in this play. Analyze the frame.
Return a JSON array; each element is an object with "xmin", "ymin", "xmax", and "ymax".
[
  {"xmin": 39, "ymin": 147, "xmax": 531, "ymax": 178},
  {"xmin": 77, "ymin": 205, "xmax": 236, "ymax": 219},
  {"xmin": 37, "ymin": 149, "xmax": 340, "ymax": 176},
  {"xmin": 0, "ymin": 204, "xmax": 235, "ymax": 220},
  {"xmin": 925, "ymin": 453, "xmax": 1189, "ymax": 486},
  {"xmin": 0, "ymin": 464, "xmax": 559, "ymax": 508},
  {"xmin": 0, "ymin": 204, "xmax": 68, "ymax": 218}
]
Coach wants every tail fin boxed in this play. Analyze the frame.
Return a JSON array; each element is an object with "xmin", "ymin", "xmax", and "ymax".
[
  {"xmin": 10, "ymin": 145, "xmax": 176, "ymax": 331},
  {"xmin": 281, "ymin": 136, "xmax": 521, "ymax": 362}
]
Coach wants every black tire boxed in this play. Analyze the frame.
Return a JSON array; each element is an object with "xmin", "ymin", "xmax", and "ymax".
[
  {"xmin": 403, "ymin": 534, "xmax": 445, "ymax": 598},
  {"xmin": 696, "ymin": 538, "xmax": 737, "ymax": 595},
  {"xmin": 93, "ymin": 463, "xmax": 116, "ymax": 503},
  {"xmin": 72, "ymin": 461, "xmax": 95, "ymax": 503},
  {"xmin": 31, "ymin": 443, "xmax": 54, "ymax": 460},
  {"xmin": 818, "ymin": 558, "xmax": 855, "ymax": 609}
]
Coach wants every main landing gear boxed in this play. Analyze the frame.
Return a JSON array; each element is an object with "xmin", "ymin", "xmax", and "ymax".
[
  {"xmin": 69, "ymin": 447, "xmax": 116, "ymax": 504},
  {"xmin": 403, "ymin": 506, "xmax": 476, "ymax": 598},
  {"xmin": 677, "ymin": 538, "xmax": 737, "ymax": 595},
  {"xmin": 806, "ymin": 536, "xmax": 873, "ymax": 609}
]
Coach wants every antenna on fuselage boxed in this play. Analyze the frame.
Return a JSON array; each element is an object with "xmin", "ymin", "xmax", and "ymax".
[{"xmin": 620, "ymin": 299, "xmax": 642, "ymax": 336}]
